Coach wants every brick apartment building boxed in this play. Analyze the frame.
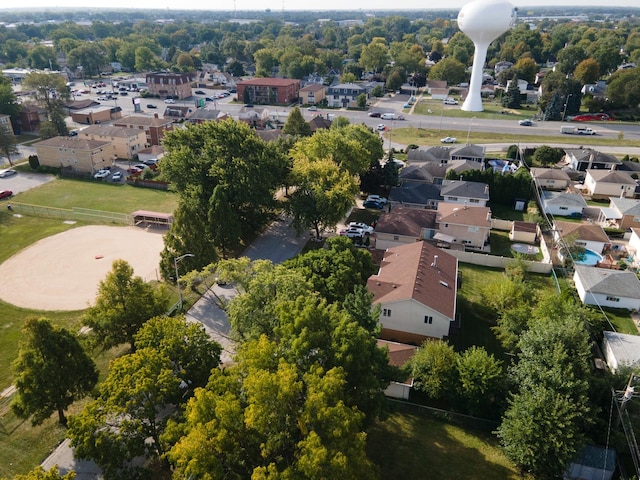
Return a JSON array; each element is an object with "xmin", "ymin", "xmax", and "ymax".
[
  {"xmin": 236, "ymin": 78, "xmax": 301, "ymax": 105},
  {"xmin": 145, "ymin": 72, "xmax": 194, "ymax": 99}
]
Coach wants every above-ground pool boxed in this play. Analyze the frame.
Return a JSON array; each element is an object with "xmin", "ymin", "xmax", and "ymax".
[
  {"xmin": 511, "ymin": 243, "xmax": 540, "ymax": 255},
  {"xmin": 575, "ymin": 249, "xmax": 603, "ymax": 266}
]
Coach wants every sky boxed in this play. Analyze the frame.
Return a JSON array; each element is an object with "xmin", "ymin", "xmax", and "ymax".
[{"xmin": 3, "ymin": 0, "xmax": 640, "ymax": 11}]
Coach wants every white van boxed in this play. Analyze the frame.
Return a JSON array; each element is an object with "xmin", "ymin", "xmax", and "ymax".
[
  {"xmin": 380, "ymin": 113, "xmax": 396, "ymax": 120},
  {"xmin": 443, "ymin": 98, "xmax": 458, "ymax": 105}
]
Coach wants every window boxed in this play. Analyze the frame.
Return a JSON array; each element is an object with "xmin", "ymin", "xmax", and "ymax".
[
  {"xmin": 606, "ymin": 296, "xmax": 620, "ymax": 302},
  {"xmin": 470, "ymin": 198, "xmax": 480, "ymax": 203},
  {"xmin": 424, "ymin": 316, "xmax": 433, "ymax": 324},
  {"xmin": 468, "ymin": 226, "xmax": 479, "ymax": 233},
  {"xmin": 393, "ymin": 235, "xmax": 399, "ymax": 241},
  {"xmin": 559, "ymin": 206, "xmax": 568, "ymax": 211},
  {"xmin": 448, "ymin": 196, "xmax": 458, "ymax": 201},
  {"xmin": 383, "ymin": 308, "xmax": 392, "ymax": 317}
]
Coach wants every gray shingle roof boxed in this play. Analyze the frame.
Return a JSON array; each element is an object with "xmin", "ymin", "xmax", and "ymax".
[
  {"xmin": 575, "ymin": 265, "xmax": 640, "ymax": 299},
  {"xmin": 389, "ymin": 182, "xmax": 442, "ymax": 204},
  {"xmin": 441, "ymin": 180, "xmax": 489, "ymax": 199},
  {"xmin": 542, "ymin": 191, "xmax": 588, "ymax": 207},
  {"xmin": 610, "ymin": 197, "xmax": 640, "ymax": 216}
]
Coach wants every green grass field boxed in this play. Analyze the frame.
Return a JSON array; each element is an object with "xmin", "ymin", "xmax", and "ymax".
[
  {"xmin": 13, "ymin": 178, "xmax": 178, "ymax": 214},
  {"xmin": 367, "ymin": 402, "xmax": 529, "ymax": 480}
]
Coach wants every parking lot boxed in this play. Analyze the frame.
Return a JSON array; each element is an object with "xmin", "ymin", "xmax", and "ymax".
[{"xmin": 0, "ymin": 170, "xmax": 55, "ymax": 195}]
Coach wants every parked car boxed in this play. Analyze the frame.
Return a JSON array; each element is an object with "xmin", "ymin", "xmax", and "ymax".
[
  {"xmin": 127, "ymin": 166, "xmax": 142, "ymax": 175},
  {"xmin": 0, "ymin": 169, "xmax": 17, "ymax": 178},
  {"xmin": 0, "ymin": 190, "xmax": 13, "ymax": 200},
  {"xmin": 164, "ymin": 98, "xmax": 176, "ymax": 104},
  {"xmin": 368, "ymin": 111, "xmax": 381, "ymax": 118},
  {"xmin": 307, "ymin": 106, "xmax": 318, "ymax": 111},
  {"xmin": 380, "ymin": 113, "xmax": 396, "ymax": 120},
  {"xmin": 142, "ymin": 159, "xmax": 158, "ymax": 166},
  {"xmin": 120, "ymin": 91, "xmax": 128, "ymax": 96},
  {"xmin": 377, "ymin": 124, "xmax": 386, "ymax": 131},
  {"xmin": 147, "ymin": 104, "xmax": 157, "ymax": 109},
  {"xmin": 194, "ymin": 90, "xmax": 206, "ymax": 95},
  {"xmin": 205, "ymin": 97, "xmax": 214, "ymax": 102},
  {"xmin": 339, "ymin": 227, "xmax": 365, "ymax": 238},
  {"xmin": 440, "ymin": 136, "xmax": 457, "ymax": 143},
  {"xmin": 93, "ymin": 169, "xmax": 110, "ymax": 179},
  {"xmin": 518, "ymin": 119, "xmax": 533, "ymax": 126},
  {"xmin": 443, "ymin": 98, "xmax": 458, "ymax": 105},
  {"xmin": 111, "ymin": 171, "xmax": 123, "ymax": 182},
  {"xmin": 133, "ymin": 164, "xmax": 149, "ymax": 171},
  {"xmin": 366, "ymin": 194, "xmax": 388, "ymax": 205},
  {"xmin": 363, "ymin": 200, "xmax": 385, "ymax": 209},
  {"xmin": 348, "ymin": 222, "xmax": 374, "ymax": 234},
  {"xmin": 403, "ymin": 103, "xmax": 411, "ymax": 108}
]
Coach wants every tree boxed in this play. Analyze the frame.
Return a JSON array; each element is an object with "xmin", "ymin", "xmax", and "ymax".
[
  {"xmin": 543, "ymin": 90, "xmax": 563, "ymax": 121},
  {"xmin": 11, "ymin": 466, "xmax": 76, "ymax": 480},
  {"xmin": 513, "ymin": 57, "xmax": 538, "ymax": 84},
  {"xmin": 134, "ymin": 315, "xmax": 222, "ymax": 395},
  {"xmin": 208, "ymin": 185, "xmax": 241, "ymax": 259},
  {"xmin": 0, "ymin": 124, "xmax": 19, "ymax": 166},
  {"xmin": 456, "ymin": 346, "xmax": 505, "ymax": 417},
  {"xmin": 66, "ymin": 43, "xmax": 106, "ymax": 78},
  {"xmin": 502, "ymin": 77, "xmax": 521, "ymax": 109},
  {"xmin": 134, "ymin": 45, "xmax": 161, "ymax": 72},
  {"xmin": 574, "ymin": 58, "xmax": 600, "ymax": 85},
  {"xmin": 83, "ymin": 259, "xmax": 171, "ymax": 352},
  {"xmin": 11, "ymin": 318, "xmax": 98, "ymax": 426},
  {"xmin": 68, "ymin": 348, "xmax": 181, "ymax": 479},
  {"xmin": 356, "ymin": 92, "xmax": 368, "ymax": 109},
  {"xmin": 607, "ymin": 67, "xmax": 640, "ymax": 110},
  {"xmin": 22, "ymin": 72, "xmax": 69, "ymax": 116},
  {"xmin": 282, "ymin": 106, "xmax": 311, "ymax": 136},
  {"xmin": 359, "ymin": 38, "xmax": 389, "ymax": 73},
  {"xmin": 409, "ymin": 340, "xmax": 458, "ymax": 401},
  {"xmin": 428, "ymin": 57, "xmax": 467, "ymax": 85},
  {"xmin": 532, "ymin": 145, "xmax": 564, "ymax": 166},
  {"xmin": 288, "ymin": 158, "xmax": 356, "ymax": 238},
  {"xmin": 0, "ymin": 77, "xmax": 22, "ymax": 125}
]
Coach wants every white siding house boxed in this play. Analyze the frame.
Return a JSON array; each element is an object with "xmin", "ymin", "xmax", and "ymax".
[
  {"xmin": 541, "ymin": 191, "xmax": 587, "ymax": 217},
  {"xmin": 602, "ymin": 331, "xmax": 640, "ymax": 372},
  {"xmin": 574, "ymin": 265, "xmax": 640, "ymax": 311}
]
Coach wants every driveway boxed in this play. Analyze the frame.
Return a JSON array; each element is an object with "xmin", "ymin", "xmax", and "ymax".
[{"xmin": 0, "ymin": 170, "xmax": 55, "ymax": 195}]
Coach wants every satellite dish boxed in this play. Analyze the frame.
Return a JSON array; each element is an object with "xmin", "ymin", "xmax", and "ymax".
[{"xmin": 458, "ymin": 0, "xmax": 516, "ymax": 112}]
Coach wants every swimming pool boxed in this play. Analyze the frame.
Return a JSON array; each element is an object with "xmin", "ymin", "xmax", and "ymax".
[{"xmin": 575, "ymin": 249, "xmax": 603, "ymax": 266}]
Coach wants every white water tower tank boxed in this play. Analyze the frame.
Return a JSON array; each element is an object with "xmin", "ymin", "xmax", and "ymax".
[{"xmin": 458, "ymin": 0, "xmax": 516, "ymax": 112}]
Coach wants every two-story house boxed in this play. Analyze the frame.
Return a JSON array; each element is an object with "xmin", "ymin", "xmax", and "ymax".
[
  {"xmin": 374, "ymin": 207, "xmax": 438, "ymax": 250},
  {"xmin": 435, "ymin": 203, "xmax": 492, "ymax": 251},
  {"xmin": 530, "ymin": 167, "xmax": 572, "ymax": 190},
  {"xmin": 299, "ymin": 83, "xmax": 326, "ymax": 105},
  {"xmin": 326, "ymin": 83, "xmax": 366, "ymax": 108},
  {"xmin": 367, "ymin": 241, "xmax": 458, "ymax": 344},
  {"xmin": 565, "ymin": 148, "xmax": 621, "ymax": 172},
  {"xmin": 440, "ymin": 180, "xmax": 490, "ymax": 207}
]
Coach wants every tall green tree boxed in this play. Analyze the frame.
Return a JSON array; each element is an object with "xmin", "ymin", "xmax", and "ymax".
[
  {"xmin": 0, "ymin": 77, "xmax": 22, "ymax": 124},
  {"xmin": 208, "ymin": 185, "xmax": 241, "ymax": 259},
  {"xmin": 282, "ymin": 106, "xmax": 311, "ymax": 136},
  {"xmin": 22, "ymin": 72, "xmax": 69, "ymax": 117},
  {"xmin": 83, "ymin": 259, "xmax": 171, "ymax": 352},
  {"xmin": 11, "ymin": 318, "xmax": 98, "ymax": 426},
  {"xmin": 502, "ymin": 77, "xmax": 522, "ymax": 109},
  {"xmin": 456, "ymin": 346, "xmax": 505, "ymax": 417},
  {"xmin": 10, "ymin": 465, "xmax": 76, "ymax": 480},
  {"xmin": 409, "ymin": 340, "xmax": 458, "ymax": 401},
  {"xmin": 428, "ymin": 56, "xmax": 467, "ymax": 85}
]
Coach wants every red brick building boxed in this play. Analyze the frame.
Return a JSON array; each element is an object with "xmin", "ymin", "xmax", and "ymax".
[
  {"xmin": 114, "ymin": 114, "xmax": 174, "ymax": 146},
  {"xmin": 236, "ymin": 78, "xmax": 301, "ymax": 105}
]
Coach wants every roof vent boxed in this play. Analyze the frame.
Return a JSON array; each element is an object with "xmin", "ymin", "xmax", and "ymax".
[
  {"xmin": 440, "ymin": 280, "xmax": 449, "ymax": 287},
  {"xmin": 431, "ymin": 255, "xmax": 438, "ymax": 268}
]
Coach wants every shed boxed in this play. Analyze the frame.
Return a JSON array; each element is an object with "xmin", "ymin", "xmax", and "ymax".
[
  {"xmin": 509, "ymin": 221, "xmax": 538, "ymax": 243},
  {"xmin": 602, "ymin": 330, "xmax": 640, "ymax": 372},
  {"xmin": 566, "ymin": 445, "xmax": 616, "ymax": 480}
]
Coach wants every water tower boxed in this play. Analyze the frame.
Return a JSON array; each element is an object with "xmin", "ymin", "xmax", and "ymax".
[{"xmin": 458, "ymin": 0, "xmax": 516, "ymax": 112}]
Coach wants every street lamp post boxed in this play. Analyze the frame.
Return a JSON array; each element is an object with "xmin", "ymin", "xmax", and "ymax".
[
  {"xmin": 174, "ymin": 253, "xmax": 195, "ymax": 311},
  {"xmin": 466, "ymin": 116, "xmax": 476, "ymax": 144},
  {"xmin": 561, "ymin": 93, "xmax": 573, "ymax": 122}
]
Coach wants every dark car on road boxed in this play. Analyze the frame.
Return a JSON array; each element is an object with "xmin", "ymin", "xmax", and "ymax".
[
  {"xmin": 147, "ymin": 104, "xmax": 157, "ymax": 109},
  {"xmin": 194, "ymin": 90, "xmax": 206, "ymax": 95},
  {"xmin": 368, "ymin": 112, "xmax": 381, "ymax": 117},
  {"xmin": 0, "ymin": 190, "xmax": 13, "ymax": 200}
]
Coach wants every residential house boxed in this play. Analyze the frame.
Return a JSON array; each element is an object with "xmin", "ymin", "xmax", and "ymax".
[
  {"xmin": 70, "ymin": 105, "xmax": 123, "ymax": 125},
  {"xmin": 308, "ymin": 115, "xmax": 332, "ymax": 133},
  {"xmin": 509, "ymin": 221, "xmax": 538, "ymax": 243},
  {"xmin": 0, "ymin": 114, "xmax": 14, "ymax": 135},
  {"xmin": 530, "ymin": 167, "xmax": 572, "ymax": 190},
  {"xmin": 440, "ymin": 179, "xmax": 490, "ymax": 207},
  {"xmin": 426, "ymin": 80, "xmax": 449, "ymax": 99},
  {"xmin": 435, "ymin": 203, "xmax": 491, "ymax": 250},
  {"xmin": 449, "ymin": 144, "xmax": 485, "ymax": 165},
  {"xmin": 407, "ymin": 146, "xmax": 451, "ymax": 164},
  {"xmin": 164, "ymin": 105, "xmax": 194, "ymax": 121},
  {"xmin": 326, "ymin": 83, "xmax": 366, "ymax": 108},
  {"xmin": 374, "ymin": 207, "xmax": 437, "ymax": 250},
  {"xmin": 584, "ymin": 169, "xmax": 636, "ymax": 200},
  {"xmin": 186, "ymin": 109, "xmax": 228, "ymax": 125},
  {"xmin": 574, "ymin": 265, "xmax": 640, "ymax": 311},
  {"xmin": 388, "ymin": 182, "xmax": 442, "ymax": 209},
  {"xmin": 399, "ymin": 163, "xmax": 448, "ymax": 185},
  {"xmin": 145, "ymin": 72, "xmax": 194, "ymax": 99},
  {"xmin": 602, "ymin": 331, "xmax": 640, "ymax": 372},
  {"xmin": 299, "ymin": 83, "xmax": 326, "ymax": 105},
  {"xmin": 367, "ymin": 241, "xmax": 458, "ymax": 344},
  {"xmin": 34, "ymin": 136, "xmax": 112, "ymax": 174},
  {"xmin": 599, "ymin": 197, "xmax": 640, "ymax": 229},
  {"xmin": 553, "ymin": 220, "xmax": 610, "ymax": 254},
  {"xmin": 581, "ymin": 80, "xmax": 607, "ymax": 99},
  {"xmin": 540, "ymin": 191, "xmax": 587, "ymax": 217},
  {"xmin": 565, "ymin": 148, "xmax": 621, "ymax": 172},
  {"xmin": 377, "ymin": 339, "xmax": 417, "ymax": 400},
  {"xmin": 113, "ymin": 115, "xmax": 174, "ymax": 146},
  {"xmin": 76, "ymin": 124, "xmax": 147, "ymax": 160},
  {"xmin": 17, "ymin": 104, "xmax": 47, "ymax": 133},
  {"xmin": 238, "ymin": 106, "xmax": 270, "ymax": 128},
  {"xmin": 255, "ymin": 130, "xmax": 286, "ymax": 142},
  {"xmin": 236, "ymin": 78, "xmax": 301, "ymax": 105},
  {"xmin": 494, "ymin": 61, "xmax": 514, "ymax": 74}
]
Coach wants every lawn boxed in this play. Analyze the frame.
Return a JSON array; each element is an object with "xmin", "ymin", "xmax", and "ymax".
[
  {"xmin": 13, "ymin": 178, "xmax": 178, "ymax": 214},
  {"xmin": 367, "ymin": 402, "xmax": 529, "ymax": 480}
]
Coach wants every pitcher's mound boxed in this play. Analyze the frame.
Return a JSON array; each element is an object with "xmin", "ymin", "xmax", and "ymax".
[{"xmin": 0, "ymin": 225, "xmax": 165, "ymax": 311}]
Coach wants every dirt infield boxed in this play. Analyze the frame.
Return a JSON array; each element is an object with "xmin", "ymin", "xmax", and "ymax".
[{"xmin": 0, "ymin": 225, "xmax": 165, "ymax": 311}]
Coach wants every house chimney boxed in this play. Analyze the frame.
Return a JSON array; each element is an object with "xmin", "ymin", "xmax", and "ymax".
[
  {"xmin": 486, "ymin": 211, "xmax": 491, "ymax": 221},
  {"xmin": 484, "ymin": 184, "xmax": 489, "ymax": 195},
  {"xmin": 431, "ymin": 255, "xmax": 438, "ymax": 268}
]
